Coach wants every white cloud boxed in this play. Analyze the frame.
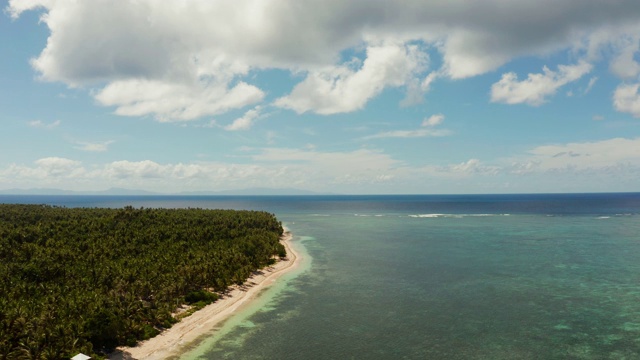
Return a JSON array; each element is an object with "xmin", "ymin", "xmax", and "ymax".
[
  {"xmin": 6, "ymin": 0, "xmax": 49, "ymax": 18},
  {"xmin": 3, "ymin": 157, "xmax": 85, "ymax": 180},
  {"xmin": 104, "ymin": 160, "xmax": 168, "ymax": 179},
  {"xmin": 8, "ymin": 0, "xmax": 640, "ymax": 119},
  {"xmin": 224, "ymin": 106, "xmax": 262, "ymax": 131},
  {"xmin": 421, "ymin": 71, "xmax": 439, "ymax": 92},
  {"xmin": 275, "ymin": 43, "xmax": 428, "ymax": 114},
  {"xmin": 0, "ymin": 148, "xmax": 403, "ymax": 192},
  {"xmin": 491, "ymin": 61, "xmax": 593, "ymax": 106},
  {"xmin": 613, "ymin": 83, "xmax": 640, "ymax": 117},
  {"xmin": 584, "ymin": 77, "xmax": 598, "ymax": 94},
  {"xmin": 441, "ymin": 31, "xmax": 512, "ymax": 79},
  {"xmin": 251, "ymin": 147, "xmax": 402, "ymax": 187},
  {"xmin": 422, "ymin": 114, "xmax": 444, "ymax": 127},
  {"xmin": 28, "ymin": 119, "xmax": 60, "ymax": 129},
  {"xmin": 400, "ymin": 70, "xmax": 441, "ymax": 107},
  {"xmin": 365, "ymin": 113, "xmax": 449, "ymax": 140},
  {"xmin": 447, "ymin": 159, "xmax": 500, "ymax": 175},
  {"xmin": 1, "ymin": 138, "xmax": 639, "ymax": 193},
  {"xmin": 94, "ymin": 79, "xmax": 264, "ymax": 122},
  {"xmin": 364, "ymin": 128, "xmax": 451, "ymax": 140},
  {"xmin": 74, "ymin": 140, "xmax": 114, "ymax": 152},
  {"xmin": 35, "ymin": 157, "xmax": 81, "ymax": 173},
  {"xmin": 509, "ymin": 137, "xmax": 640, "ymax": 173},
  {"xmin": 609, "ymin": 36, "xmax": 640, "ymax": 79}
]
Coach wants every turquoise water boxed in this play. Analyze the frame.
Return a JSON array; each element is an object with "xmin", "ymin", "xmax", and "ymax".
[
  {"xmin": 185, "ymin": 214, "xmax": 640, "ymax": 359},
  {"xmin": 2, "ymin": 194, "xmax": 640, "ymax": 359}
]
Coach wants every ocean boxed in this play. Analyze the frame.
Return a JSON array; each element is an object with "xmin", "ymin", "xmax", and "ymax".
[{"xmin": 2, "ymin": 193, "xmax": 640, "ymax": 359}]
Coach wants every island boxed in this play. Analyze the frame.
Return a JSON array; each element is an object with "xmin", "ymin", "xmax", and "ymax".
[{"xmin": 0, "ymin": 204, "xmax": 293, "ymax": 359}]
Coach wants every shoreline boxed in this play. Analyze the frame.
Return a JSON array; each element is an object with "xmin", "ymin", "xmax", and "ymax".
[{"xmin": 111, "ymin": 227, "xmax": 300, "ymax": 360}]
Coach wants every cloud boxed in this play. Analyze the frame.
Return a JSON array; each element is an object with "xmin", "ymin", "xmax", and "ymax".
[
  {"xmin": 400, "ymin": 70, "xmax": 441, "ymax": 106},
  {"xmin": 422, "ymin": 113, "xmax": 444, "ymax": 127},
  {"xmin": 444, "ymin": 159, "xmax": 500, "ymax": 175},
  {"xmin": 2, "ymin": 138, "xmax": 639, "ymax": 193},
  {"xmin": 199, "ymin": 120, "xmax": 218, "ymax": 128},
  {"xmin": 609, "ymin": 35, "xmax": 640, "ymax": 79},
  {"xmin": 224, "ymin": 106, "xmax": 262, "ymax": 131},
  {"xmin": 508, "ymin": 137, "xmax": 640, "ymax": 173},
  {"xmin": 275, "ymin": 43, "xmax": 428, "ymax": 114},
  {"xmin": 94, "ymin": 79, "xmax": 264, "ymax": 122},
  {"xmin": 35, "ymin": 157, "xmax": 81, "ymax": 171},
  {"xmin": 0, "ymin": 147, "xmax": 404, "ymax": 192},
  {"xmin": 104, "ymin": 160, "xmax": 168, "ymax": 179},
  {"xmin": 28, "ymin": 119, "xmax": 60, "ymax": 129},
  {"xmin": 8, "ymin": 0, "xmax": 640, "ymax": 119},
  {"xmin": 584, "ymin": 77, "xmax": 598, "ymax": 94},
  {"xmin": 2, "ymin": 157, "xmax": 84, "ymax": 180},
  {"xmin": 250, "ymin": 147, "xmax": 402, "ymax": 186},
  {"xmin": 491, "ymin": 61, "xmax": 593, "ymax": 106},
  {"xmin": 74, "ymin": 140, "xmax": 114, "ymax": 152},
  {"xmin": 613, "ymin": 83, "xmax": 640, "ymax": 117},
  {"xmin": 364, "ymin": 113, "xmax": 450, "ymax": 139}
]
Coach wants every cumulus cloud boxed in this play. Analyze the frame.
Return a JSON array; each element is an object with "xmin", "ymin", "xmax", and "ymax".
[
  {"xmin": 10, "ymin": 0, "xmax": 640, "ymax": 119},
  {"xmin": 104, "ymin": 160, "xmax": 168, "ymax": 179},
  {"xmin": 35, "ymin": 157, "xmax": 81, "ymax": 174},
  {"xmin": 94, "ymin": 79, "xmax": 264, "ymax": 122},
  {"xmin": 491, "ymin": 62, "xmax": 593, "ymax": 106},
  {"xmin": 613, "ymin": 83, "xmax": 640, "ymax": 117},
  {"xmin": 2, "ymin": 157, "xmax": 84, "ymax": 181},
  {"xmin": 275, "ymin": 43, "xmax": 428, "ymax": 114},
  {"xmin": 609, "ymin": 36, "xmax": 640, "ymax": 79},
  {"xmin": 224, "ymin": 106, "xmax": 262, "ymax": 131}
]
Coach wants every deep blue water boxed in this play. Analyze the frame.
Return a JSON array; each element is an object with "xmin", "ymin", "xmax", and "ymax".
[
  {"xmin": 2, "ymin": 193, "xmax": 640, "ymax": 359},
  {"xmin": 2, "ymin": 192, "xmax": 639, "ymax": 215}
]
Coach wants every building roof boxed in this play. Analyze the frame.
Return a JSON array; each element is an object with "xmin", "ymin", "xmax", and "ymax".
[{"xmin": 71, "ymin": 354, "xmax": 91, "ymax": 360}]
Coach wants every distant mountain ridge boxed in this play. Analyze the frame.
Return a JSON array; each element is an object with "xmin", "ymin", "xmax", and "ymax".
[{"xmin": 0, "ymin": 187, "xmax": 332, "ymax": 196}]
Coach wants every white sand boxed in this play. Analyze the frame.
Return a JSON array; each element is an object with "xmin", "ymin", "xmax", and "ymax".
[{"xmin": 111, "ymin": 228, "xmax": 299, "ymax": 360}]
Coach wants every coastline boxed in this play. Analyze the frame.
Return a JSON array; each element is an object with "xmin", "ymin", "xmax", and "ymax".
[{"xmin": 111, "ymin": 227, "xmax": 299, "ymax": 360}]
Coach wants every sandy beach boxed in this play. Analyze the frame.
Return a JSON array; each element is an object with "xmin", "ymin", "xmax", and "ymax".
[{"xmin": 111, "ymin": 228, "xmax": 299, "ymax": 360}]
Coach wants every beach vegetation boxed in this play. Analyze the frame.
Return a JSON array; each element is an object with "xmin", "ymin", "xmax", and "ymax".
[{"xmin": 0, "ymin": 204, "xmax": 285, "ymax": 359}]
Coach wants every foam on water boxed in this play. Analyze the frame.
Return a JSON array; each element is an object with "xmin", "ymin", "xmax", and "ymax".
[{"xmin": 409, "ymin": 213, "xmax": 511, "ymax": 218}]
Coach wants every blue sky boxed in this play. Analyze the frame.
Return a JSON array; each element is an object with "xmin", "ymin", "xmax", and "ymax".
[{"xmin": 1, "ymin": 0, "xmax": 639, "ymax": 194}]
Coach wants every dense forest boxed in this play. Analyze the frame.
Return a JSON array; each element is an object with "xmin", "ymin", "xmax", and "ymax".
[{"xmin": 0, "ymin": 204, "xmax": 286, "ymax": 359}]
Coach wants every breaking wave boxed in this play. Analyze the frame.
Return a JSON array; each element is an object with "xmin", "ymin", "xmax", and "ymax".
[{"xmin": 408, "ymin": 213, "xmax": 511, "ymax": 218}]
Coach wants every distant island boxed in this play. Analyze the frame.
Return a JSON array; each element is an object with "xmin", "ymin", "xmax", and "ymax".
[{"xmin": 0, "ymin": 204, "xmax": 287, "ymax": 358}]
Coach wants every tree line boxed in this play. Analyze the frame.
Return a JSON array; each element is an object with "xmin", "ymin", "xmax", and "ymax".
[{"xmin": 0, "ymin": 204, "xmax": 285, "ymax": 359}]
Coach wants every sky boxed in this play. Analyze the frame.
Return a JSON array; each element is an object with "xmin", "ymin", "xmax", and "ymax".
[{"xmin": 1, "ymin": 0, "xmax": 639, "ymax": 194}]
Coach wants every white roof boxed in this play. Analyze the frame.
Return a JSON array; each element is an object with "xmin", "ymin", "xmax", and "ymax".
[{"xmin": 71, "ymin": 354, "xmax": 91, "ymax": 360}]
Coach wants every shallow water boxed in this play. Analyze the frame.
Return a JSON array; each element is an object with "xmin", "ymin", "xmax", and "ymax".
[
  {"xmin": 3, "ymin": 193, "xmax": 640, "ymax": 359},
  {"xmin": 186, "ymin": 214, "xmax": 640, "ymax": 359}
]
